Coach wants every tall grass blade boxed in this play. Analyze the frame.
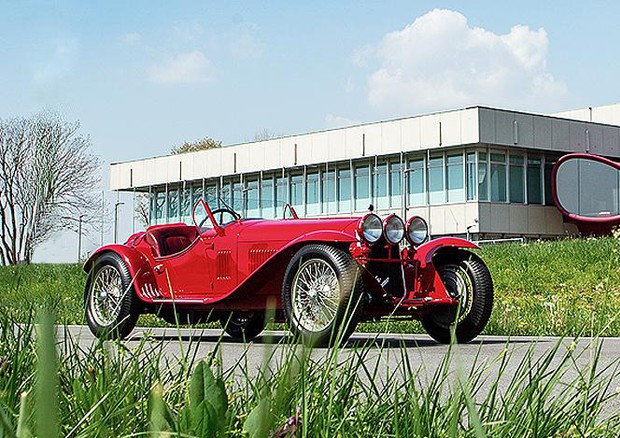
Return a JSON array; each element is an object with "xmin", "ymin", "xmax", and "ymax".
[{"xmin": 35, "ymin": 311, "xmax": 58, "ymax": 438}]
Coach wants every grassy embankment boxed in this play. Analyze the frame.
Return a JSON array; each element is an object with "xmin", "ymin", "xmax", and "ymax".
[{"xmin": 0, "ymin": 237, "xmax": 619, "ymax": 337}]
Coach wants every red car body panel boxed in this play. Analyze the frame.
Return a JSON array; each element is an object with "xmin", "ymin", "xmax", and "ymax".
[{"xmin": 84, "ymin": 201, "xmax": 479, "ymax": 321}]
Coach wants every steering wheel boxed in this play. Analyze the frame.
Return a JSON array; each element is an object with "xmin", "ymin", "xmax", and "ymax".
[{"xmin": 199, "ymin": 208, "xmax": 240, "ymax": 229}]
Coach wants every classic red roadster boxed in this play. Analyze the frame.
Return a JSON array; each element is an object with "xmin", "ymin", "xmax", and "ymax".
[{"xmin": 84, "ymin": 200, "xmax": 493, "ymax": 346}]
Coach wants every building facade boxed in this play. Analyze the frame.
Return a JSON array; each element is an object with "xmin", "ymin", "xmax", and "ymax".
[{"xmin": 110, "ymin": 105, "xmax": 620, "ymax": 240}]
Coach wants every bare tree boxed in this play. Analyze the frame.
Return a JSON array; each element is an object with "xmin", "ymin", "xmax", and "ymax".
[
  {"xmin": 134, "ymin": 193, "xmax": 150, "ymax": 229},
  {"xmin": 253, "ymin": 128, "xmax": 279, "ymax": 142},
  {"xmin": 0, "ymin": 113, "xmax": 101, "ymax": 265}
]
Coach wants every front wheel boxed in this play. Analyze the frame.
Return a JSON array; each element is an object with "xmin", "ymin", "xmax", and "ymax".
[
  {"xmin": 282, "ymin": 244, "xmax": 364, "ymax": 347},
  {"xmin": 84, "ymin": 252, "xmax": 139, "ymax": 340},
  {"xmin": 220, "ymin": 312, "xmax": 265, "ymax": 340},
  {"xmin": 422, "ymin": 251, "xmax": 493, "ymax": 344}
]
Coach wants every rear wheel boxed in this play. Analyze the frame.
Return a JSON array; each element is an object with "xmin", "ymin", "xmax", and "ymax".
[
  {"xmin": 84, "ymin": 252, "xmax": 139, "ymax": 340},
  {"xmin": 282, "ymin": 244, "xmax": 364, "ymax": 347},
  {"xmin": 422, "ymin": 251, "xmax": 493, "ymax": 344},
  {"xmin": 220, "ymin": 312, "xmax": 265, "ymax": 340}
]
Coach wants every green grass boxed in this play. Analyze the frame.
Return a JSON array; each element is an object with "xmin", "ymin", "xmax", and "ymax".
[
  {"xmin": 0, "ymin": 310, "xmax": 618, "ymax": 437},
  {"xmin": 1, "ymin": 237, "xmax": 619, "ymax": 336}
]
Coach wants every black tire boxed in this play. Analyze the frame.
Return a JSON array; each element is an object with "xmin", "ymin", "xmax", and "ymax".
[
  {"xmin": 282, "ymin": 244, "xmax": 364, "ymax": 347},
  {"xmin": 219, "ymin": 312, "xmax": 265, "ymax": 340},
  {"xmin": 422, "ymin": 250, "xmax": 493, "ymax": 344},
  {"xmin": 84, "ymin": 252, "xmax": 139, "ymax": 340}
]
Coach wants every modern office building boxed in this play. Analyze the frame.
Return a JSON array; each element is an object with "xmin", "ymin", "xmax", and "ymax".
[{"xmin": 110, "ymin": 104, "xmax": 620, "ymax": 240}]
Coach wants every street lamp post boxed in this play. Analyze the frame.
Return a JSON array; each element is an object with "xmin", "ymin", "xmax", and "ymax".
[
  {"xmin": 114, "ymin": 201, "xmax": 124, "ymax": 243},
  {"xmin": 77, "ymin": 214, "xmax": 85, "ymax": 262}
]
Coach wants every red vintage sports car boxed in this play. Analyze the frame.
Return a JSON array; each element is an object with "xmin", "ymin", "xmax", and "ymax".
[{"xmin": 84, "ymin": 200, "xmax": 493, "ymax": 346}]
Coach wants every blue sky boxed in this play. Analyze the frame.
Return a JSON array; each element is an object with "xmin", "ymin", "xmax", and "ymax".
[{"xmin": 1, "ymin": 0, "xmax": 619, "ymax": 261}]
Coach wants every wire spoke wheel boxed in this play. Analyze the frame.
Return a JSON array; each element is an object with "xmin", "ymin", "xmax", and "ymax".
[
  {"xmin": 292, "ymin": 259, "xmax": 340, "ymax": 332},
  {"xmin": 89, "ymin": 265, "xmax": 125, "ymax": 327},
  {"xmin": 434, "ymin": 263, "xmax": 474, "ymax": 327}
]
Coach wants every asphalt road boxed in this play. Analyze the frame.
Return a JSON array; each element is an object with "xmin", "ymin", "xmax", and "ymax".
[{"xmin": 59, "ymin": 325, "xmax": 620, "ymax": 406}]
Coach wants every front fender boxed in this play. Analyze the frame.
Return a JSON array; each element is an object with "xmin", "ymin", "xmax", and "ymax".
[
  {"xmin": 83, "ymin": 245, "xmax": 156, "ymax": 302},
  {"xmin": 414, "ymin": 237, "xmax": 479, "ymax": 268}
]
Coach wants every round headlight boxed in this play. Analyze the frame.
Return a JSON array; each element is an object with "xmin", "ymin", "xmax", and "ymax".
[
  {"xmin": 406, "ymin": 216, "xmax": 428, "ymax": 246},
  {"xmin": 359, "ymin": 213, "xmax": 382, "ymax": 244},
  {"xmin": 383, "ymin": 214, "xmax": 405, "ymax": 245}
]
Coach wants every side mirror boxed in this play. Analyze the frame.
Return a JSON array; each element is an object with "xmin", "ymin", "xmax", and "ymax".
[{"xmin": 552, "ymin": 153, "xmax": 620, "ymax": 227}]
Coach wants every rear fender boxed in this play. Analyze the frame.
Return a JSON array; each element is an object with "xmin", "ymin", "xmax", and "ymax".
[
  {"xmin": 414, "ymin": 237, "xmax": 479, "ymax": 268},
  {"xmin": 83, "ymin": 245, "xmax": 157, "ymax": 303}
]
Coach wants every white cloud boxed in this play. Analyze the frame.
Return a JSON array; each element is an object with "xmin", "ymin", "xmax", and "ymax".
[
  {"xmin": 325, "ymin": 114, "xmax": 360, "ymax": 128},
  {"xmin": 361, "ymin": 9, "xmax": 567, "ymax": 116},
  {"xmin": 229, "ymin": 23, "xmax": 265, "ymax": 59},
  {"xmin": 148, "ymin": 50, "xmax": 214, "ymax": 84}
]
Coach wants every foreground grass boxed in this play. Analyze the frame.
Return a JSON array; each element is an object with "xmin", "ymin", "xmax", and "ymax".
[
  {"xmin": 0, "ymin": 311, "xmax": 619, "ymax": 437},
  {"xmin": 1, "ymin": 237, "xmax": 619, "ymax": 336}
]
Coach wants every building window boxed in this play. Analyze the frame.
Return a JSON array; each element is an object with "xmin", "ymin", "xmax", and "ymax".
[
  {"xmin": 155, "ymin": 190, "xmax": 166, "ymax": 223},
  {"xmin": 447, "ymin": 153, "xmax": 464, "ymax": 202},
  {"xmin": 466, "ymin": 152, "xmax": 476, "ymax": 201},
  {"xmin": 322, "ymin": 170, "xmax": 336, "ymax": 214},
  {"xmin": 338, "ymin": 167, "xmax": 351, "ymax": 212},
  {"xmin": 527, "ymin": 157, "xmax": 542, "ymax": 204},
  {"xmin": 275, "ymin": 175, "xmax": 287, "ymax": 213},
  {"xmin": 206, "ymin": 184, "xmax": 217, "ymax": 209},
  {"xmin": 544, "ymin": 159, "xmax": 556, "ymax": 205},
  {"xmin": 428, "ymin": 154, "xmax": 445, "ymax": 205},
  {"xmin": 220, "ymin": 181, "xmax": 231, "ymax": 207},
  {"xmin": 290, "ymin": 174, "xmax": 303, "ymax": 210},
  {"xmin": 374, "ymin": 162, "xmax": 388, "ymax": 209},
  {"xmin": 180, "ymin": 186, "xmax": 192, "ymax": 223},
  {"xmin": 354, "ymin": 164, "xmax": 370, "ymax": 211},
  {"xmin": 306, "ymin": 171, "xmax": 320, "ymax": 216},
  {"xmin": 478, "ymin": 152, "xmax": 489, "ymax": 201},
  {"xmin": 232, "ymin": 181, "xmax": 243, "ymax": 212},
  {"xmin": 490, "ymin": 152, "xmax": 507, "ymax": 202},
  {"xmin": 509, "ymin": 155, "xmax": 525, "ymax": 203},
  {"xmin": 261, "ymin": 177, "xmax": 274, "ymax": 218},
  {"xmin": 390, "ymin": 161, "xmax": 402, "ymax": 208},
  {"xmin": 168, "ymin": 188, "xmax": 179, "ymax": 221},
  {"xmin": 192, "ymin": 184, "xmax": 203, "ymax": 207},
  {"xmin": 246, "ymin": 179, "xmax": 259, "ymax": 217},
  {"xmin": 408, "ymin": 157, "xmax": 425, "ymax": 206}
]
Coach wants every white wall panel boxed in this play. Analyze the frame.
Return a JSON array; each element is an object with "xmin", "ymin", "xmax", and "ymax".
[
  {"xmin": 400, "ymin": 117, "xmax": 421, "ymax": 152},
  {"xmin": 569, "ymin": 121, "xmax": 586, "ymax": 152},
  {"xmin": 362, "ymin": 124, "xmax": 382, "ymax": 156},
  {"xmin": 279, "ymin": 140, "xmax": 296, "ymax": 168},
  {"xmin": 262, "ymin": 140, "xmax": 281, "ymax": 170},
  {"xmin": 381, "ymin": 120, "xmax": 401, "ymax": 154},
  {"xmin": 345, "ymin": 126, "xmax": 364, "ymax": 158},
  {"xmin": 295, "ymin": 136, "xmax": 314, "ymax": 166},
  {"xmin": 420, "ymin": 114, "xmax": 441, "ymax": 148},
  {"xmin": 428, "ymin": 206, "xmax": 446, "ymax": 236},
  {"xmin": 602, "ymin": 127, "xmax": 620, "ymax": 156},
  {"xmin": 205, "ymin": 149, "xmax": 222, "ymax": 178},
  {"xmin": 460, "ymin": 108, "xmax": 479, "ymax": 145},
  {"xmin": 328, "ymin": 129, "xmax": 346, "ymax": 161},
  {"xmin": 219, "ymin": 147, "xmax": 236, "ymax": 175},
  {"xmin": 495, "ymin": 111, "xmax": 514, "ymax": 146},
  {"xmin": 439, "ymin": 111, "xmax": 462, "ymax": 146},
  {"xmin": 310, "ymin": 132, "xmax": 329, "ymax": 163},
  {"xmin": 585, "ymin": 124, "xmax": 603, "ymax": 155},
  {"xmin": 508, "ymin": 205, "xmax": 528, "ymax": 233}
]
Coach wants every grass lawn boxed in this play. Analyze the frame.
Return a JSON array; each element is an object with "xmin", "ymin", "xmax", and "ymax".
[{"xmin": 1, "ymin": 237, "xmax": 619, "ymax": 336}]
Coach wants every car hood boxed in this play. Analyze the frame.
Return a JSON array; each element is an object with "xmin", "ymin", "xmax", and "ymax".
[{"xmin": 236, "ymin": 217, "xmax": 359, "ymax": 243}]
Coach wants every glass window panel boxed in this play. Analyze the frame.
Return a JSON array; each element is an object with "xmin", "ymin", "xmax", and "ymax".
[
  {"xmin": 509, "ymin": 155, "xmax": 525, "ymax": 203},
  {"xmin": 544, "ymin": 161, "xmax": 555, "ymax": 205},
  {"xmin": 206, "ymin": 185, "xmax": 217, "ymax": 209},
  {"xmin": 478, "ymin": 153, "xmax": 488, "ymax": 201},
  {"xmin": 374, "ymin": 163, "xmax": 388, "ymax": 209},
  {"xmin": 354, "ymin": 164, "xmax": 370, "ymax": 211},
  {"xmin": 168, "ymin": 188, "xmax": 179, "ymax": 221},
  {"xmin": 490, "ymin": 163, "xmax": 507, "ymax": 202},
  {"xmin": 290, "ymin": 174, "xmax": 303, "ymax": 209},
  {"xmin": 181, "ymin": 187, "xmax": 192, "ymax": 224},
  {"xmin": 338, "ymin": 168, "xmax": 351, "ymax": 212},
  {"xmin": 232, "ymin": 181, "xmax": 243, "ymax": 212},
  {"xmin": 192, "ymin": 184, "xmax": 203, "ymax": 206},
  {"xmin": 447, "ymin": 153, "xmax": 464, "ymax": 202},
  {"xmin": 306, "ymin": 172, "xmax": 320, "ymax": 215},
  {"xmin": 491, "ymin": 152, "xmax": 506, "ymax": 163},
  {"xmin": 408, "ymin": 158, "xmax": 425, "ymax": 206},
  {"xmin": 220, "ymin": 182, "xmax": 231, "ymax": 207},
  {"xmin": 276, "ymin": 176, "xmax": 287, "ymax": 214},
  {"xmin": 322, "ymin": 170, "xmax": 335, "ymax": 214},
  {"xmin": 261, "ymin": 178, "xmax": 274, "ymax": 218},
  {"xmin": 246, "ymin": 179, "xmax": 259, "ymax": 217},
  {"xmin": 429, "ymin": 155, "xmax": 445, "ymax": 205},
  {"xmin": 155, "ymin": 190, "xmax": 166, "ymax": 223},
  {"xmin": 390, "ymin": 162, "xmax": 402, "ymax": 208},
  {"xmin": 466, "ymin": 153, "xmax": 477, "ymax": 201},
  {"xmin": 527, "ymin": 158, "xmax": 542, "ymax": 204}
]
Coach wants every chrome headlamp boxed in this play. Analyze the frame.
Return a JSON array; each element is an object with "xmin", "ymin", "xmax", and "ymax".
[
  {"xmin": 383, "ymin": 214, "xmax": 405, "ymax": 245},
  {"xmin": 358, "ymin": 213, "xmax": 382, "ymax": 244},
  {"xmin": 406, "ymin": 216, "xmax": 429, "ymax": 246}
]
